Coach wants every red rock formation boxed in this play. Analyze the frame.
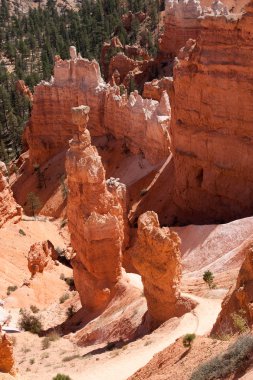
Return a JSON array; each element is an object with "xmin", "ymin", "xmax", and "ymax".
[
  {"xmin": 0, "ymin": 162, "xmax": 22, "ymax": 228},
  {"xmin": 143, "ymin": 77, "xmax": 173, "ymax": 101},
  {"xmin": 159, "ymin": 0, "xmax": 204, "ymax": 58},
  {"xmin": 16, "ymin": 79, "xmax": 33, "ymax": 101},
  {"xmin": 170, "ymin": 3, "xmax": 253, "ymax": 223},
  {"xmin": 130, "ymin": 211, "xmax": 194, "ymax": 325},
  {"xmin": 66, "ymin": 105, "xmax": 128, "ymax": 311},
  {"xmin": 28, "ymin": 240, "xmax": 57, "ymax": 276},
  {"xmin": 121, "ymin": 11, "xmax": 146, "ymax": 31},
  {"xmin": 101, "ymin": 37, "xmax": 124, "ymax": 79},
  {"xmin": 101, "ymin": 36, "xmax": 152, "ymax": 87},
  {"xmin": 108, "ymin": 52, "xmax": 154, "ymax": 91},
  {"xmin": 25, "ymin": 52, "xmax": 106, "ymax": 165},
  {"xmin": 212, "ymin": 238, "xmax": 253, "ymax": 335},
  {"xmin": 0, "ymin": 332, "xmax": 16, "ymax": 376},
  {"xmin": 26, "ymin": 47, "xmax": 170, "ymax": 166},
  {"xmin": 104, "ymin": 88, "xmax": 171, "ymax": 164}
]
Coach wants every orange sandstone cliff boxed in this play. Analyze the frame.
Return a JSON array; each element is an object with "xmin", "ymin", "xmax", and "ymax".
[
  {"xmin": 212, "ymin": 237, "xmax": 253, "ymax": 335},
  {"xmin": 0, "ymin": 161, "xmax": 22, "ymax": 228},
  {"xmin": 66, "ymin": 105, "xmax": 128, "ymax": 312},
  {"xmin": 25, "ymin": 47, "xmax": 171, "ymax": 167},
  {"xmin": 170, "ymin": 2, "xmax": 253, "ymax": 223},
  {"xmin": 159, "ymin": 0, "xmax": 204, "ymax": 58}
]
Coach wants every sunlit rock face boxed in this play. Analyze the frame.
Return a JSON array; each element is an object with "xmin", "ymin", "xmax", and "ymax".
[
  {"xmin": 66, "ymin": 105, "xmax": 128, "ymax": 312},
  {"xmin": 212, "ymin": 238, "xmax": 253, "ymax": 335},
  {"xmin": 26, "ymin": 47, "xmax": 171, "ymax": 166},
  {"xmin": 0, "ymin": 161, "xmax": 22, "ymax": 228},
  {"xmin": 170, "ymin": 2, "xmax": 253, "ymax": 223},
  {"xmin": 131, "ymin": 211, "xmax": 195, "ymax": 326},
  {"xmin": 0, "ymin": 333, "xmax": 16, "ymax": 376}
]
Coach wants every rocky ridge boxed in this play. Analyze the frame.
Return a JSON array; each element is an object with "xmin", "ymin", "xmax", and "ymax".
[{"xmin": 25, "ymin": 47, "xmax": 171, "ymax": 166}]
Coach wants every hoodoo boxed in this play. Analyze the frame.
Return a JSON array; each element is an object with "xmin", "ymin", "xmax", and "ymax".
[
  {"xmin": 131, "ymin": 211, "xmax": 194, "ymax": 325},
  {"xmin": 28, "ymin": 240, "xmax": 57, "ymax": 277},
  {"xmin": 66, "ymin": 105, "xmax": 127, "ymax": 311},
  {"xmin": 0, "ymin": 332, "xmax": 16, "ymax": 376}
]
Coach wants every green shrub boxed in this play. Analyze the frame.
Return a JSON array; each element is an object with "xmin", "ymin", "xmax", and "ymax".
[
  {"xmin": 19, "ymin": 229, "xmax": 26, "ymax": 236},
  {"xmin": 7, "ymin": 285, "xmax": 17, "ymax": 295},
  {"xmin": 183, "ymin": 333, "xmax": 196, "ymax": 348},
  {"xmin": 190, "ymin": 335, "xmax": 253, "ymax": 380},
  {"xmin": 52, "ymin": 374, "xmax": 72, "ymax": 380},
  {"xmin": 231, "ymin": 310, "xmax": 249, "ymax": 333},
  {"xmin": 60, "ymin": 219, "xmax": 68, "ymax": 229},
  {"xmin": 42, "ymin": 337, "xmax": 51, "ymax": 350},
  {"xmin": 106, "ymin": 342, "xmax": 116, "ymax": 351},
  {"xmin": 42, "ymin": 330, "xmax": 60, "ymax": 349},
  {"xmin": 62, "ymin": 355, "xmax": 79, "ymax": 362},
  {"xmin": 19, "ymin": 309, "xmax": 42, "ymax": 334},
  {"xmin": 30, "ymin": 305, "xmax": 39, "ymax": 314},
  {"xmin": 203, "ymin": 270, "xmax": 215, "ymax": 289},
  {"xmin": 46, "ymin": 330, "xmax": 60, "ymax": 342},
  {"xmin": 64, "ymin": 277, "xmax": 74, "ymax": 288},
  {"xmin": 59, "ymin": 293, "xmax": 70, "ymax": 304},
  {"xmin": 66, "ymin": 305, "xmax": 75, "ymax": 318},
  {"xmin": 140, "ymin": 188, "xmax": 148, "ymax": 196}
]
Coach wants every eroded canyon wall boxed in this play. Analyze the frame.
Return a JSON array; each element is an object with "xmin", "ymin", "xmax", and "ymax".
[
  {"xmin": 171, "ymin": 3, "xmax": 253, "ymax": 223},
  {"xmin": 66, "ymin": 105, "xmax": 127, "ymax": 311},
  {"xmin": 211, "ymin": 237, "xmax": 253, "ymax": 335},
  {"xmin": 26, "ymin": 47, "xmax": 171, "ymax": 166},
  {"xmin": 159, "ymin": 0, "xmax": 203, "ymax": 57},
  {"xmin": 0, "ymin": 162, "xmax": 22, "ymax": 228}
]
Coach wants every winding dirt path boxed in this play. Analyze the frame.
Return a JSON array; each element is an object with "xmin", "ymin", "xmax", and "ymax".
[{"xmin": 71, "ymin": 294, "xmax": 222, "ymax": 380}]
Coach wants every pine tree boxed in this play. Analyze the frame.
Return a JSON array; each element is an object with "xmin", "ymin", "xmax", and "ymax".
[{"xmin": 26, "ymin": 192, "xmax": 41, "ymax": 217}]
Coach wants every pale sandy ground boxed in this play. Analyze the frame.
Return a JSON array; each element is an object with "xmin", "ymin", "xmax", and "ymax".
[
  {"xmin": 71, "ymin": 294, "xmax": 221, "ymax": 380},
  {"xmin": 7, "ymin": 215, "xmax": 253, "ymax": 380},
  {"xmin": 0, "ymin": 218, "xmax": 69, "ymax": 298},
  {"xmin": 12, "ymin": 288, "xmax": 222, "ymax": 380}
]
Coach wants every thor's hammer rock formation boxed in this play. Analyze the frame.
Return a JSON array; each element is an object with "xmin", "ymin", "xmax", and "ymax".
[{"xmin": 66, "ymin": 105, "xmax": 128, "ymax": 311}]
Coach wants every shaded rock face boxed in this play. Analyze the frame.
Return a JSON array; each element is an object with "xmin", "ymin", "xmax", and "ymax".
[
  {"xmin": 171, "ymin": 3, "xmax": 253, "ymax": 223},
  {"xmin": 66, "ymin": 106, "xmax": 128, "ymax": 312},
  {"xmin": 101, "ymin": 37, "xmax": 151, "ymax": 86},
  {"xmin": 0, "ymin": 333, "xmax": 16, "ymax": 376},
  {"xmin": 16, "ymin": 79, "xmax": 33, "ymax": 101},
  {"xmin": 130, "ymin": 211, "xmax": 194, "ymax": 325},
  {"xmin": 108, "ymin": 52, "xmax": 154, "ymax": 92},
  {"xmin": 212, "ymin": 239, "xmax": 253, "ymax": 335},
  {"xmin": 28, "ymin": 240, "xmax": 57, "ymax": 276},
  {"xmin": 26, "ymin": 47, "xmax": 171, "ymax": 166},
  {"xmin": 143, "ymin": 77, "xmax": 173, "ymax": 101},
  {"xmin": 0, "ymin": 162, "xmax": 22, "ymax": 228}
]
